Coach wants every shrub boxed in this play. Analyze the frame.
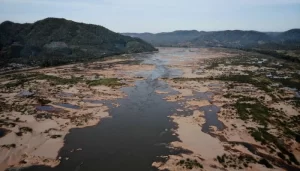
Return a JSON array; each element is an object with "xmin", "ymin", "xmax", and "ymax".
[{"xmin": 86, "ymin": 78, "xmax": 124, "ymax": 87}]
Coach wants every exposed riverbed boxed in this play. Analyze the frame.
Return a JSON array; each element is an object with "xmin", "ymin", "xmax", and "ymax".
[
  {"xmin": 2, "ymin": 48, "xmax": 299, "ymax": 171},
  {"xmin": 19, "ymin": 49, "xmax": 226, "ymax": 171}
]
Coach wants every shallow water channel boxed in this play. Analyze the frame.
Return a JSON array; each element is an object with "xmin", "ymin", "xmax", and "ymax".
[{"xmin": 24, "ymin": 49, "xmax": 223, "ymax": 171}]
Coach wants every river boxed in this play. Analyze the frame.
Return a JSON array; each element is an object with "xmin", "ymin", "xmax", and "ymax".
[{"xmin": 23, "ymin": 48, "xmax": 223, "ymax": 171}]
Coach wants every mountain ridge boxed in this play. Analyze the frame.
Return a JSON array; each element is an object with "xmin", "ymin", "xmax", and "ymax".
[{"xmin": 122, "ymin": 29, "xmax": 300, "ymax": 48}]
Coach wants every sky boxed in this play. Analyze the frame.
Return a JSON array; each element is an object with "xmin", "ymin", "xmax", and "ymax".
[{"xmin": 0, "ymin": 0, "xmax": 300, "ymax": 33}]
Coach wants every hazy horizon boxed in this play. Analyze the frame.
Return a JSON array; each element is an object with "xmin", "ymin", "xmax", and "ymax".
[{"xmin": 1, "ymin": 0, "xmax": 300, "ymax": 33}]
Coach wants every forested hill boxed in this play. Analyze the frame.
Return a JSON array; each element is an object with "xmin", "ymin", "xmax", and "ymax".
[
  {"xmin": 123, "ymin": 29, "xmax": 300, "ymax": 49},
  {"xmin": 0, "ymin": 18, "xmax": 157, "ymax": 67}
]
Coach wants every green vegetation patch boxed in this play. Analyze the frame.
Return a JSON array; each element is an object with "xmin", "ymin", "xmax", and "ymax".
[
  {"xmin": 3, "ymin": 79, "xmax": 29, "ymax": 88},
  {"xmin": 249, "ymin": 127, "xmax": 299, "ymax": 165},
  {"xmin": 172, "ymin": 77, "xmax": 206, "ymax": 82},
  {"xmin": 1, "ymin": 73, "xmax": 82, "ymax": 88},
  {"xmin": 232, "ymin": 96, "xmax": 299, "ymax": 165},
  {"xmin": 234, "ymin": 96, "xmax": 271, "ymax": 127},
  {"xmin": 275, "ymin": 116, "xmax": 300, "ymax": 143},
  {"xmin": 249, "ymin": 128, "xmax": 276, "ymax": 145},
  {"xmin": 205, "ymin": 62, "xmax": 220, "ymax": 69},
  {"xmin": 250, "ymin": 49, "xmax": 300, "ymax": 64},
  {"xmin": 1, "ymin": 144, "xmax": 16, "ymax": 149},
  {"xmin": 291, "ymin": 98, "xmax": 300, "ymax": 108},
  {"xmin": 214, "ymin": 74, "xmax": 272, "ymax": 92},
  {"xmin": 86, "ymin": 78, "xmax": 124, "ymax": 87},
  {"xmin": 273, "ymin": 78, "xmax": 300, "ymax": 90},
  {"xmin": 36, "ymin": 74, "xmax": 82, "ymax": 85},
  {"xmin": 216, "ymin": 154, "xmax": 256, "ymax": 169},
  {"xmin": 176, "ymin": 158, "xmax": 203, "ymax": 170},
  {"xmin": 50, "ymin": 135, "xmax": 62, "ymax": 139},
  {"xmin": 4, "ymin": 73, "xmax": 39, "ymax": 80},
  {"xmin": 19, "ymin": 126, "xmax": 33, "ymax": 133},
  {"xmin": 37, "ymin": 98, "xmax": 52, "ymax": 105},
  {"xmin": 2, "ymin": 73, "xmax": 38, "ymax": 88},
  {"xmin": 258, "ymin": 159, "xmax": 273, "ymax": 168}
]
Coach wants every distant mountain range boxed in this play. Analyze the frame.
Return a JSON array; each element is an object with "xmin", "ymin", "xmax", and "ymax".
[
  {"xmin": 1, "ymin": 18, "xmax": 299, "ymax": 68},
  {"xmin": 123, "ymin": 29, "xmax": 300, "ymax": 49},
  {"xmin": 0, "ymin": 18, "xmax": 157, "ymax": 67}
]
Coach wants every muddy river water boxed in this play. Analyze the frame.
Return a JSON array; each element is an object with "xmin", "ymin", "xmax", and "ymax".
[{"xmin": 24, "ymin": 50, "xmax": 223, "ymax": 171}]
